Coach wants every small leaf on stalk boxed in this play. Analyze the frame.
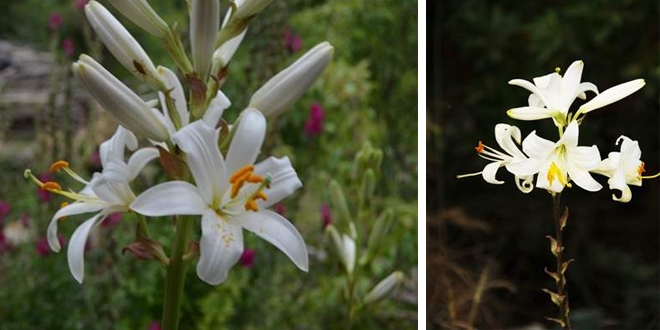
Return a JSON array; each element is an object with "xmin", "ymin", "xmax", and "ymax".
[
  {"xmin": 559, "ymin": 207, "xmax": 569, "ymax": 231},
  {"xmin": 542, "ymin": 288, "xmax": 565, "ymax": 307},
  {"xmin": 561, "ymin": 259, "xmax": 575, "ymax": 275},
  {"xmin": 544, "ymin": 317, "xmax": 566, "ymax": 328},
  {"xmin": 183, "ymin": 241, "xmax": 200, "ymax": 261},
  {"xmin": 544, "ymin": 267, "xmax": 560, "ymax": 283},
  {"xmin": 546, "ymin": 235, "xmax": 563, "ymax": 256},
  {"xmin": 122, "ymin": 234, "xmax": 169, "ymax": 266}
]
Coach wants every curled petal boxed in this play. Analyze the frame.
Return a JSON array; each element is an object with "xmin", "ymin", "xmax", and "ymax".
[
  {"xmin": 609, "ymin": 170, "xmax": 632, "ymax": 202},
  {"xmin": 127, "ymin": 147, "xmax": 160, "ymax": 181},
  {"xmin": 67, "ymin": 214, "xmax": 104, "ymax": 283},
  {"xmin": 48, "ymin": 202, "xmax": 105, "ymax": 252},
  {"xmin": 237, "ymin": 210, "xmax": 308, "ymax": 271},
  {"xmin": 482, "ymin": 162, "xmax": 504, "ymax": 184},
  {"xmin": 203, "ymin": 91, "xmax": 231, "ymax": 128}
]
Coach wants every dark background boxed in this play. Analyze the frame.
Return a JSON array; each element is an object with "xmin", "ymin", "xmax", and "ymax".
[{"xmin": 427, "ymin": 0, "xmax": 660, "ymax": 328}]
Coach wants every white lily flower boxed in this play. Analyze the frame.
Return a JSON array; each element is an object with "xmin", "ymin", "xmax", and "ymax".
[
  {"xmin": 203, "ymin": 90, "xmax": 232, "ymax": 128},
  {"xmin": 106, "ymin": 0, "xmax": 170, "ymax": 38},
  {"xmin": 508, "ymin": 121, "xmax": 602, "ymax": 193},
  {"xmin": 85, "ymin": 1, "xmax": 164, "ymax": 90},
  {"xmin": 131, "ymin": 112, "xmax": 308, "ymax": 285},
  {"xmin": 507, "ymin": 60, "xmax": 597, "ymax": 125},
  {"xmin": 591, "ymin": 136, "xmax": 653, "ymax": 202},
  {"xmin": 508, "ymin": 60, "xmax": 646, "ymax": 126},
  {"xmin": 73, "ymin": 55, "xmax": 170, "ymax": 142},
  {"xmin": 28, "ymin": 127, "xmax": 159, "ymax": 283},
  {"xmin": 457, "ymin": 124, "xmax": 534, "ymax": 193},
  {"xmin": 232, "ymin": 0, "xmax": 275, "ymax": 22},
  {"xmin": 249, "ymin": 42, "xmax": 334, "ymax": 117},
  {"xmin": 190, "ymin": 0, "xmax": 220, "ymax": 79}
]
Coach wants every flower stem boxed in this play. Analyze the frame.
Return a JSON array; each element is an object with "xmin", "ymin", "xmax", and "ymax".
[
  {"xmin": 161, "ymin": 215, "xmax": 194, "ymax": 330},
  {"xmin": 552, "ymin": 193, "xmax": 571, "ymax": 329}
]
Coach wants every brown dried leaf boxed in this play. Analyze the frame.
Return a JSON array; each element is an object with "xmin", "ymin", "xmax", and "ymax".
[{"xmin": 157, "ymin": 146, "xmax": 186, "ymax": 180}]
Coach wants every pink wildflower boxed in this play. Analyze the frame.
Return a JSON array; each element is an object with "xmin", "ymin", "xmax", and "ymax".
[
  {"xmin": 321, "ymin": 204, "xmax": 332, "ymax": 229},
  {"xmin": 240, "ymin": 249, "xmax": 256, "ymax": 268},
  {"xmin": 48, "ymin": 12, "xmax": 63, "ymax": 31},
  {"xmin": 62, "ymin": 38, "xmax": 75, "ymax": 57},
  {"xmin": 304, "ymin": 102, "xmax": 325, "ymax": 137}
]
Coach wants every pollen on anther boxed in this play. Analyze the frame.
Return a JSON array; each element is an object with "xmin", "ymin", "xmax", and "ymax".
[
  {"xmin": 246, "ymin": 174, "xmax": 264, "ymax": 183},
  {"xmin": 638, "ymin": 162, "xmax": 646, "ymax": 179},
  {"xmin": 474, "ymin": 141, "xmax": 485, "ymax": 153},
  {"xmin": 49, "ymin": 160, "xmax": 70, "ymax": 173},
  {"xmin": 255, "ymin": 191, "xmax": 268, "ymax": 201},
  {"xmin": 229, "ymin": 165, "xmax": 255, "ymax": 183},
  {"xmin": 245, "ymin": 199, "xmax": 259, "ymax": 212},
  {"xmin": 41, "ymin": 181, "xmax": 62, "ymax": 191}
]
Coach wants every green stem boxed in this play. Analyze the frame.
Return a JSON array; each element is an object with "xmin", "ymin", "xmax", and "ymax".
[
  {"xmin": 161, "ymin": 216, "xmax": 194, "ymax": 330},
  {"xmin": 136, "ymin": 213, "xmax": 152, "ymax": 238},
  {"xmin": 552, "ymin": 194, "xmax": 571, "ymax": 329}
]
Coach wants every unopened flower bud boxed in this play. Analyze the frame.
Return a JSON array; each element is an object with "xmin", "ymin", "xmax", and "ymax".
[
  {"xmin": 249, "ymin": 42, "xmax": 333, "ymax": 117},
  {"xmin": 364, "ymin": 271, "xmax": 404, "ymax": 304},
  {"xmin": 85, "ymin": 1, "xmax": 165, "ymax": 90},
  {"xmin": 106, "ymin": 0, "xmax": 169, "ymax": 38},
  {"xmin": 190, "ymin": 0, "xmax": 220, "ymax": 79},
  {"xmin": 73, "ymin": 55, "xmax": 170, "ymax": 142}
]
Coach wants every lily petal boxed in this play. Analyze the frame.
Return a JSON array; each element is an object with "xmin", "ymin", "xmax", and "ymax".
[
  {"xmin": 566, "ymin": 161, "xmax": 602, "ymax": 192},
  {"xmin": 172, "ymin": 121, "xmax": 227, "ymax": 204},
  {"xmin": 560, "ymin": 60, "xmax": 583, "ymax": 110},
  {"xmin": 579, "ymin": 79, "xmax": 645, "ymax": 114},
  {"xmin": 253, "ymin": 156, "xmax": 302, "ymax": 208},
  {"xmin": 203, "ymin": 91, "xmax": 231, "ymax": 128},
  {"xmin": 521, "ymin": 131, "xmax": 555, "ymax": 159},
  {"xmin": 197, "ymin": 210, "xmax": 244, "ymax": 285},
  {"xmin": 609, "ymin": 170, "xmax": 632, "ymax": 202},
  {"xmin": 48, "ymin": 202, "xmax": 106, "ymax": 252},
  {"xmin": 131, "ymin": 181, "xmax": 207, "ymax": 216},
  {"xmin": 509, "ymin": 79, "xmax": 552, "ymax": 108},
  {"xmin": 157, "ymin": 66, "xmax": 189, "ymax": 128},
  {"xmin": 237, "ymin": 210, "xmax": 309, "ymax": 271},
  {"xmin": 225, "ymin": 109, "xmax": 266, "ymax": 175},
  {"xmin": 127, "ymin": 147, "xmax": 160, "ymax": 181},
  {"xmin": 507, "ymin": 107, "xmax": 557, "ymax": 121},
  {"xmin": 67, "ymin": 214, "xmax": 104, "ymax": 283},
  {"xmin": 482, "ymin": 162, "xmax": 504, "ymax": 184}
]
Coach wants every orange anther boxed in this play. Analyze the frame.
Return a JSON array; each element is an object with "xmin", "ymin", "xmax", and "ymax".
[
  {"xmin": 474, "ymin": 141, "xmax": 484, "ymax": 153},
  {"xmin": 60, "ymin": 202, "xmax": 69, "ymax": 209},
  {"xmin": 638, "ymin": 162, "xmax": 646, "ymax": 178},
  {"xmin": 246, "ymin": 174, "xmax": 264, "ymax": 183},
  {"xmin": 255, "ymin": 191, "xmax": 268, "ymax": 201},
  {"xmin": 49, "ymin": 160, "xmax": 70, "ymax": 173},
  {"xmin": 231, "ymin": 180, "xmax": 245, "ymax": 198},
  {"xmin": 41, "ymin": 181, "xmax": 62, "ymax": 191},
  {"xmin": 229, "ymin": 165, "xmax": 255, "ymax": 183},
  {"xmin": 245, "ymin": 199, "xmax": 259, "ymax": 212}
]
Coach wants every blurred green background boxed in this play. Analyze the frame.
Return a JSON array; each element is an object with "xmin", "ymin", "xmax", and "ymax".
[
  {"xmin": 0, "ymin": 0, "xmax": 417, "ymax": 329},
  {"xmin": 428, "ymin": 0, "xmax": 659, "ymax": 329}
]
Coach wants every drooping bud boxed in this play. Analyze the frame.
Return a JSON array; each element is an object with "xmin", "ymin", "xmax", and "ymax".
[
  {"xmin": 329, "ymin": 180, "xmax": 352, "ymax": 226},
  {"xmin": 249, "ymin": 42, "xmax": 334, "ymax": 117}
]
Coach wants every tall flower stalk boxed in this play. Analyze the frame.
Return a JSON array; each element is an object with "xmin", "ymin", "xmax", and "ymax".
[
  {"xmin": 25, "ymin": 1, "xmax": 333, "ymax": 329},
  {"xmin": 459, "ymin": 60, "xmax": 656, "ymax": 328}
]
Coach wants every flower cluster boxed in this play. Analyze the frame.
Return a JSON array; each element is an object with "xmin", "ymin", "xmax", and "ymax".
[
  {"xmin": 25, "ymin": 0, "xmax": 333, "ymax": 285},
  {"xmin": 459, "ymin": 60, "xmax": 656, "ymax": 202}
]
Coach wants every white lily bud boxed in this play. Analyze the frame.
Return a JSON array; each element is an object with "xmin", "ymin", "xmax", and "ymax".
[
  {"xmin": 106, "ymin": 0, "xmax": 169, "ymax": 38},
  {"xmin": 85, "ymin": 1, "xmax": 165, "ymax": 90},
  {"xmin": 211, "ymin": 29, "xmax": 247, "ymax": 73},
  {"xmin": 249, "ymin": 42, "xmax": 334, "ymax": 117},
  {"xmin": 340, "ymin": 234, "xmax": 356, "ymax": 274},
  {"xmin": 73, "ymin": 55, "xmax": 170, "ymax": 142},
  {"xmin": 190, "ymin": 0, "xmax": 220, "ymax": 79},
  {"xmin": 233, "ymin": 0, "xmax": 274, "ymax": 21},
  {"xmin": 364, "ymin": 271, "xmax": 405, "ymax": 304}
]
